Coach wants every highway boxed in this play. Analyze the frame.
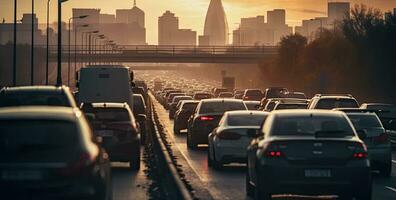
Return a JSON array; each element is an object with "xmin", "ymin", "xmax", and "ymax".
[{"xmin": 151, "ymin": 95, "xmax": 396, "ymax": 200}]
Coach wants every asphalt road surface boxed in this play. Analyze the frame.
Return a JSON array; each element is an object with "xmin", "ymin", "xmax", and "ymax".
[{"xmin": 152, "ymin": 97, "xmax": 396, "ymax": 200}]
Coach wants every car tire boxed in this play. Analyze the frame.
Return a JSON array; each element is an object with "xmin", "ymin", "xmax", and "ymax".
[
  {"xmin": 246, "ymin": 169, "xmax": 254, "ymax": 197},
  {"xmin": 254, "ymin": 165, "xmax": 271, "ymax": 200},
  {"xmin": 211, "ymin": 147, "xmax": 223, "ymax": 170},
  {"xmin": 187, "ymin": 132, "xmax": 197, "ymax": 150},
  {"xmin": 129, "ymin": 151, "xmax": 141, "ymax": 171},
  {"xmin": 379, "ymin": 162, "xmax": 392, "ymax": 177}
]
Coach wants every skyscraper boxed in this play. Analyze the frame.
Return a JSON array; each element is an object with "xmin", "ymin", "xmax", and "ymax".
[
  {"xmin": 203, "ymin": 0, "xmax": 229, "ymax": 45},
  {"xmin": 158, "ymin": 11, "xmax": 196, "ymax": 45},
  {"xmin": 328, "ymin": 2, "xmax": 350, "ymax": 25}
]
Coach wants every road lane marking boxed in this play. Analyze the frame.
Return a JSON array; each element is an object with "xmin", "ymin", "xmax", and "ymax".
[
  {"xmin": 385, "ymin": 186, "xmax": 396, "ymax": 193},
  {"xmin": 392, "ymin": 160, "xmax": 396, "ymax": 164}
]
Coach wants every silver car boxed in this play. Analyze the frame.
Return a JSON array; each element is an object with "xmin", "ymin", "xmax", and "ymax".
[{"xmin": 208, "ymin": 111, "xmax": 269, "ymax": 169}]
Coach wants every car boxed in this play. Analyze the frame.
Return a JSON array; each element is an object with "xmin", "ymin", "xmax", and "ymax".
[
  {"xmin": 133, "ymin": 94, "xmax": 148, "ymax": 144},
  {"xmin": 336, "ymin": 109, "xmax": 392, "ymax": 176},
  {"xmin": 246, "ymin": 110, "xmax": 371, "ymax": 200},
  {"xmin": 258, "ymin": 87, "xmax": 289, "ymax": 110},
  {"xmin": 193, "ymin": 92, "xmax": 212, "ymax": 100},
  {"xmin": 284, "ymin": 91, "xmax": 307, "ymax": 99},
  {"xmin": 132, "ymin": 87, "xmax": 147, "ymax": 104},
  {"xmin": 134, "ymin": 80, "xmax": 148, "ymax": 93},
  {"xmin": 213, "ymin": 88, "xmax": 228, "ymax": 97},
  {"xmin": 0, "ymin": 86, "xmax": 77, "ymax": 108},
  {"xmin": 166, "ymin": 92, "xmax": 186, "ymax": 109},
  {"xmin": 308, "ymin": 94, "xmax": 359, "ymax": 109},
  {"xmin": 218, "ymin": 92, "xmax": 234, "ymax": 98},
  {"xmin": 244, "ymin": 101, "xmax": 261, "ymax": 110},
  {"xmin": 273, "ymin": 102, "xmax": 308, "ymax": 110},
  {"xmin": 242, "ymin": 89, "xmax": 264, "ymax": 101},
  {"xmin": 81, "ymin": 103, "xmax": 141, "ymax": 170},
  {"xmin": 208, "ymin": 111, "xmax": 269, "ymax": 169},
  {"xmin": 173, "ymin": 100, "xmax": 200, "ymax": 134},
  {"xmin": 264, "ymin": 98, "xmax": 308, "ymax": 112},
  {"xmin": 233, "ymin": 90, "xmax": 244, "ymax": 99},
  {"xmin": 0, "ymin": 107, "xmax": 112, "ymax": 199},
  {"xmin": 360, "ymin": 103, "xmax": 396, "ymax": 111},
  {"xmin": 187, "ymin": 99, "xmax": 247, "ymax": 149},
  {"xmin": 169, "ymin": 96, "xmax": 194, "ymax": 119}
]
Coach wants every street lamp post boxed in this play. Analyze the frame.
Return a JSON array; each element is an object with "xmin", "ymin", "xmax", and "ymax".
[
  {"xmin": 87, "ymin": 31, "xmax": 99, "ymax": 66},
  {"xmin": 13, "ymin": 0, "xmax": 17, "ymax": 86},
  {"xmin": 68, "ymin": 15, "xmax": 88, "ymax": 87},
  {"xmin": 45, "ymin": 0, "xmax": 51, "ymax": 85},
  {"xmin": 74, "ymin": 24, "xmax": 88, "ymax": 80},
  {"xmin": 31, "ymin": 0, "xmax": 34, "ymax": 85},
  {"xmin": 57, "ymin": 0, "xmax": 69, "ymax": 86}
]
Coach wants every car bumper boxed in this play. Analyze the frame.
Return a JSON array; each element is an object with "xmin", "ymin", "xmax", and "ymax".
[
  {"xmin": 256, "ymin": 164, "xmax": 371, "ymax": 195},
  {"xmin": 213, "ymin": 143, "xmax": 247, "ymax": 164},
  {"xmin": 104, "ymin": 138, "xmax": 140, "ymax": 162},
  {"xmin": 367, "ymin": 146, "xmax": 392, "ymax": 168}
]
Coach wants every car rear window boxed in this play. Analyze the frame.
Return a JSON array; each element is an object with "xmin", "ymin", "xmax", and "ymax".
[
  {"xmin": 194, "ymin": 94, "xmax": 211, "ymax": 99},
  {"xmin": 0, "ymin": 93, "xmax": 70, "ymax": 107},
  {"xmin": 266, "ymin": 89, "xmax": 287, "ymax": 98},
  {"xmin": 347, "ymin": 114, "xmax": 382, "ymax": 130},
  {"xmin": 246, "ymin": 90, "xmax": 262, "ymax": 96},
  {"xmin": 133, "ymin": 96, "xmax": 145, "ymax": 107},
  {"xmin": 227, "ymin": 115, "xmax": 267, "ymax": 126},
  {"xmin": 0, "ymin": 120, "xmax": 78, "ymax": 153},
  {"xmin": 245, "ymin": 103, "xmax": 260, "ymax": 110},
  {"xmin": 91, "ymin": 108, "xmax": 130, "ymax": 122},
  {"xmin": 271, "ymin": 116, "xmax": 354, "ymax": 137},
  {"xmin": 316, "ymin": 99, "xmax": 359, "ymax": 109},
  {"xmin": 275, "ymin": 104, "xmax": 308, "ymax": 110},
  {"xmin": 182, "ymin": 103, "xmax": 198, "ymax": 111},
  {"xmin": 199, "ymin": 101, "xmax": 247, "ymax": 114}
]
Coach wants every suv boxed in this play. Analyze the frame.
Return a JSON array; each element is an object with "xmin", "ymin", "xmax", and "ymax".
[
  {"xmin": 242, "ymin": 89, "xmax": 263, "ymax": 101},
  {"xmin": 187, "ymin": 99, "xmax": 247, "ymax": 149},
  {"xmin": 81, "ymin": 103, "xmax": 141, "ymax": 170},
  {"xmin": 308, "ymin": 94, "xmax": 359, "ymax": 109},
  {"xmin": 0, "ymin": 86, "xmax": 77, "ymax": 108},
  {"xmin": 173, "ymin": 100, "xmax": 200, "ymax": 134}
]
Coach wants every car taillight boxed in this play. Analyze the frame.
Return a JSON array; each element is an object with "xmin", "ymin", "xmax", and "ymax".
[
  {"xmin": 352, "ymin": 142, "xmax": 368, "ymax": 159},
  {"xmin": 373, "ymin": 133, "xmax": 389, "ymax": 144},
  {"xmin": 266, "ymin": 151, "xmax": 283, "ymax": 157},
  {"xmin": 244, "ymin": 96, "xmax": 250, "ymax": 100},
  {"xmin": 59, "ymin": 152, "xmax": 97, "ymax": 176},
  {"xmin": 200, "ymin": 116, "xmax": 214, "ymax": 121},
  {"xmin": 217, "ymin": 131, "xmax": 241, "ymax": 140},
  {"xmin": 264, "ymin": 142, "xmax": 284, "ymax": 158}
]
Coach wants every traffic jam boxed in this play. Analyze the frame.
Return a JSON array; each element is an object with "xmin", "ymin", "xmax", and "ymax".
[{"xmin": 0, "ymin": 68, "xmax": 395, "ymax": 200}]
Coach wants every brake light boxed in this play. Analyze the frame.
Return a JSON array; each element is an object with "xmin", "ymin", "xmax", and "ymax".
[
  {"xmin": 352, "ymin": 142, "xmax": 368, "ymax": 159},
  {"xmin": 217, "ymin": 131, "xmax": 241, "ymax": 140},
  {"xmin": 267, "ymin": 151, "xmax": 283, "ymax": 157},
  {"xmin": 264, "ymin": 142, "xmax": 284, "ymax": 158},
  {"xmin": 353, "ymin": 152, "xmax": 368, "ymax": 158},
  {"xmin": 200, "ymin": 116, "xmax": 214, "ymax": 121},
  {"xmin": 244, "ymin": 96, "xmax": 250, "ymax": 100},
  {"xmin": 59, "ymin": 152, "xmax": 97, "ymax": 176},
  {"xmin": 373, "ymin": 133, "xmax": 389, "ymax": 144}
]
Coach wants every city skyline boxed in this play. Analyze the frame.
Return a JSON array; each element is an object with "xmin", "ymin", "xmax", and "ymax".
[{"xmin": 1, "ymin": 0, "xmax": 396, "ymax": 44}]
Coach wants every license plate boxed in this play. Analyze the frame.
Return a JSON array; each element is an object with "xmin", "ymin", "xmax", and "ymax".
[
  {"xmin": 97, "ymin": 130, "xmax": 114, "ymax": 137},
  {"xmin": 2, "ymin": 170, "xmax": 42, "ymax": 181},
  {"xmin": 304, "ymin": 169, "xmax": 331, "ymax": 178}
]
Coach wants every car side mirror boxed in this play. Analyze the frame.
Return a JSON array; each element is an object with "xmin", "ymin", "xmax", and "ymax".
[
  {"xmin": 95, "ymin": 136, "xmax": 103, "ymax": 144},
  {"xmin": 357, "ymin": 130, "xmax": 367, "ymax": 140}
]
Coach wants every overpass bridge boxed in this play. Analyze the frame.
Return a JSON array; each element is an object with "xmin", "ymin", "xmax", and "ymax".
[{"xmin": 49, "ymin": 45, "xmax": 278, "ymax": 64}]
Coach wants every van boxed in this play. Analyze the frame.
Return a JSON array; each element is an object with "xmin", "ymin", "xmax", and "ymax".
[{"xmin": 78, "ymin": 65, "xmax": 134, "ymax": 109}]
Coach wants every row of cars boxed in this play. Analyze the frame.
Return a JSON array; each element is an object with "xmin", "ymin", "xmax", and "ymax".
[
  {"xmin": 0, "ymin": 66, "xmax": 149, "ymax": 199},
  {"xmin": 153, "ymin": 85, "xmax": 396, "ymax": 200}
]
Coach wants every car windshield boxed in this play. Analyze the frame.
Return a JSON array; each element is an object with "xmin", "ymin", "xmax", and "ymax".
[
  {"xmin": 0, "ymin": 120, "xmax": 78, "ymax": 156},
  {"xmin": 316, "ymin": 99, "xmax": 359, "ymax": 109},
  {"xmin": 0, "ymin": 93, "xmax": 70, "ymax": 107},
  {"xmin": 271, "ymin": 115, "xmax": 354, "ymax": 137},
  {"xmin": 275, "ymin": 104, "xmax": 308, "ymax": 110},
  {"xmin": 199, "ymin": 101, "xmax": 247, "ymax": 114},
  {"xmin": 90, "ymin": 108, "xmax": 130, "ymax": 122},
  {"xmin": 347, "ymin": 114, "xmax": 382, "ymax": 130},
  {"xmin": 227, "ymin": 115, "xmax": 267, "ymax": 126},
  {"xmin": 133, "ymin": 96, "xmax": 145, "ymax": 107}
]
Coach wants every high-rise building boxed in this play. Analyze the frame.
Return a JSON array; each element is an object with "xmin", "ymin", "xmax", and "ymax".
[
  {"xmin": 73, "ymin": 8, "xmax": 100, "ymax": 26},
  {"xmin": 158, "ymin": 11, "xmax": 196, "ymax": 45},
  {"xmin": 115, "ymin": 1, "xmax": 144, "ymax": 27},
  {"xmin": 116, "ymin": 9, "xmax": 130, "ymax": 24},
  {"xmin": 203, "ymin": 0, "xmax": 229, "ymax": 45},
  {"xmin": 100, "ymin": 14, "xmax": 115, "ymax": 24},
  {"xmin": 328, "ymin": 2, "xmax": 350, "ymax": 25},
  {"xmin": 267, "ymin": 9, "xmax": 286, "ymax": 28}
]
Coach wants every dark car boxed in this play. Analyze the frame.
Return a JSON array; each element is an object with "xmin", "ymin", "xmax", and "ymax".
[
  {"xmin": 166, "ymin": 92, "xmax": 186, "ymax": 109},
  {"xmin": 242, "ymin": 89, "xmax": 263, "ymax": 101},
  {"xmin": 233, "ymin": 90, "xmax": 245, "ymax": 99},
  {"xmin": 246, "ymin": 110, "xmax": 371, "ymax": 200},
  {"xmin": 169, "ymin": 96, "xmax": 193, "ymax": 119},
  {"xmin": 187, "ymin": 99, "xmax": 247, "ymax": 149},
  {"xmin": 193, "ymin": 92, "xmax": 213, "ymax": 100},
  {"xmin": 244, "ymin": 101, "xmax": 261, "ymax": 110},
  {"xmin": 259, "ymin": 87, "xmax": 289, "ymax": 110},
  {"xmin": 81, "ymin": 103, "xmax": 141, "ymax": 170},
  {"xmin": 133, "ymin": 94, "xmax": 148, "ymax": 144},
  {"xmin": 132, "ymin": 87, "xmax": 147, "ymax": 104},
  {"xmin": 218, "ymin": 92, "xmax": 234, "ymax": 98},
  {"xmin": 0, "ymin": 107, "xmax": 112, "ymax": 200},
  {"xmin": 213, "ymin": 88, "xmax": 228, "ymax": 97},
  {"xmin": 0, "ymin": 86, "xmax": 78, "ymax": 108},
  {"xmin": 173, "ymin": 100, "xmax": 199, "ymax": 134}
]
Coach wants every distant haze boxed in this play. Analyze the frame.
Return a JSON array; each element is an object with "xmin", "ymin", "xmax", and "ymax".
[{"xmin": 1, "ymin": 0, "xmax": 395, "ymax": 44}]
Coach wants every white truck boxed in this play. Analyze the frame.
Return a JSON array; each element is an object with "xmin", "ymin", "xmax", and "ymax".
[{"xmin": 78, "ymin": 65, "xmax": 134, "ymax": 110}]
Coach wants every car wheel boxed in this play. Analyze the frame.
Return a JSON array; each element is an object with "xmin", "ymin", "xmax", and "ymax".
[
  {"xmin": 379, "ymin": 162, "xmax": 392, "ymax": 177},
  {"xmin": 187, "ymin": 132, "xmax": 197, "ymax": 150},
  {"xmin": 211, "ymin": 147, "xmax": 223, "ymax": 170},
  {"xmin": 246, "ymin": 169, "xmax": 254, "ymax": 197},
  {"xmin": 129, "ymin": 151, "xmax": 141, "ymax": 171}
]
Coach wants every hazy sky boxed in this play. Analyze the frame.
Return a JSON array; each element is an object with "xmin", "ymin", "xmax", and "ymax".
[{"xmin": 1, "ymin": 0, "xmax": 396, "ymax": 44}]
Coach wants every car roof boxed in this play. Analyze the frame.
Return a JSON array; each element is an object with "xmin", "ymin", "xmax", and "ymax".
[
  {"xmin": 0, "ymin": 106, "xmax": 81, "ymax": 121},
  {"xmin": 1, "ymin": 86, "xmax": 66, "ymax": 94},
  {"xmin": 271, "ymin": 109, "xmax": 346, "ymax": 117},
  {"xmin": 90, "ymin": 102, "xmax": 130, "ymax": 109},
  {"xmin": 362, "ymin": 103, "xmax": 394, "ymax": 106},
  {"xmin": 226, "ymin": 110, "xmax": 269, "ymax": 116},
  {"xmin": 244, "ymin": 101, "xmax": 261, "ymax": 104},
  {"xmin": 201, "ymin": 98, "xmax": 244, "ymax": 103}
]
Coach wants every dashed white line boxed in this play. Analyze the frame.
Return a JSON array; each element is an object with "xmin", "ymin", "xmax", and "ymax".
[{"xmin": 385, "ymin": 186, "xmax": 396, "ymax": 193}]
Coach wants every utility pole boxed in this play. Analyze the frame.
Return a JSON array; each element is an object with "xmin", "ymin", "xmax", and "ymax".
[
  {"xmin": 13, "ymin": 0, "xmax": 17, "ymax": 86},
  {"xmin": 31, "ymin": 0, "xmax": 35, "ymax": 85}
]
